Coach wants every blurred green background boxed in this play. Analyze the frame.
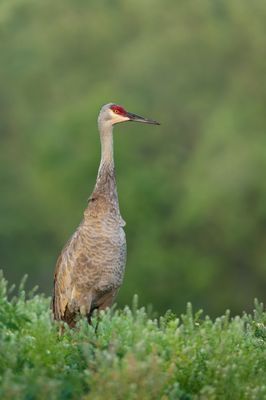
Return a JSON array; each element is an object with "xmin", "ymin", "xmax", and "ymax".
[{"xmin": 1, "ymin": 0, "xmax": 266, "ymax": 316}]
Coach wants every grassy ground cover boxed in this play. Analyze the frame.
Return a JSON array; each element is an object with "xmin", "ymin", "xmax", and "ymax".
[{"xmin": 0, "ymin": 272, "xmax": 265, "ymax": 400}]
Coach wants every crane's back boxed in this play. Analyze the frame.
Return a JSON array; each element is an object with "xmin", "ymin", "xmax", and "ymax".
[{"xmin": 53, "ymin": 164, "xmax": 126, "ymax": 325}]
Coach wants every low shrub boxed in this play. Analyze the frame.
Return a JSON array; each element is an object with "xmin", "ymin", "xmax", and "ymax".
[{"xmin": 0, "ymin": 272, "xmax": 265, "ymax": 400}]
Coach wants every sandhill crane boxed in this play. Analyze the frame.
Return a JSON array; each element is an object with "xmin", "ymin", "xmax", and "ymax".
[{"xmin": 52, "ymin": 103, "xmax": 160, "ymax": 326}]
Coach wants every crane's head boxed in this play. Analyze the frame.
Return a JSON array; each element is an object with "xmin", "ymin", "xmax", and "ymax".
[{"xmin": 98, "ymin": 103, "xmax": 160, "ymax": 127}]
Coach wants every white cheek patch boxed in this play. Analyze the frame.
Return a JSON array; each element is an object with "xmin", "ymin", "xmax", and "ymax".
[
  {"xmin": 116, "ymin": 115, "xmax": 129, "ymax": 123},
  {"xmin": 110, "ymin": 111, "xmax": 129, "ymax": 124}
]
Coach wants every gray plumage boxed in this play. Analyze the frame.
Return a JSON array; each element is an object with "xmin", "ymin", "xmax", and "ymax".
[{"xmin": 52, "ymin": 103, "xmax": 159, "ymax": 326}]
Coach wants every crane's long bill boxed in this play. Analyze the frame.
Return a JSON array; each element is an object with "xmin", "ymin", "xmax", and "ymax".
[{"xmin": 126, "ymin": 111, "xmax": 160, "ymax": 125}]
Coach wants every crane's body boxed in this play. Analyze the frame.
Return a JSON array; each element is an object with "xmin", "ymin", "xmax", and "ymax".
[{"xmin": 53, "ymin": 103, "xmax": 159, "ymax": 326}]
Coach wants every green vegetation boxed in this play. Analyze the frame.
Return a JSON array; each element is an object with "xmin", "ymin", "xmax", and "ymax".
[
  {"xmin": 1, "ymin": 1, "xmax": 266, "ymax": 315},
  {"xmin": 1, "ymin": 273, "xmax": 266, "ymax": 400}
]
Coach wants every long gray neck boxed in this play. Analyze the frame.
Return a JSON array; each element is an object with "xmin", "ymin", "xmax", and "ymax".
[
  {"xmin": 93, "ymin": 122, "xmax": 118, "ymax": 200},
  {"xmin": 98, "ymin": 122, "xmax": 114, "ymax": 171}
]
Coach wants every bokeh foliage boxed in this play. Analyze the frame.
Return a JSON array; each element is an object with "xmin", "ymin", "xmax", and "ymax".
[{"xmin": 1, "ymin": 0, "xmax": 266, "ymax": 315}]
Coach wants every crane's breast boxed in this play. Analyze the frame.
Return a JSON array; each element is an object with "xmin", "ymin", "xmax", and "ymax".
[
  {"xmin": 66, "ymin": 204, "xmax": 127, "ymax": 294},
  {"xmin": 87, "ymin": 212, "xmax": 126, "ymax": 291}
]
